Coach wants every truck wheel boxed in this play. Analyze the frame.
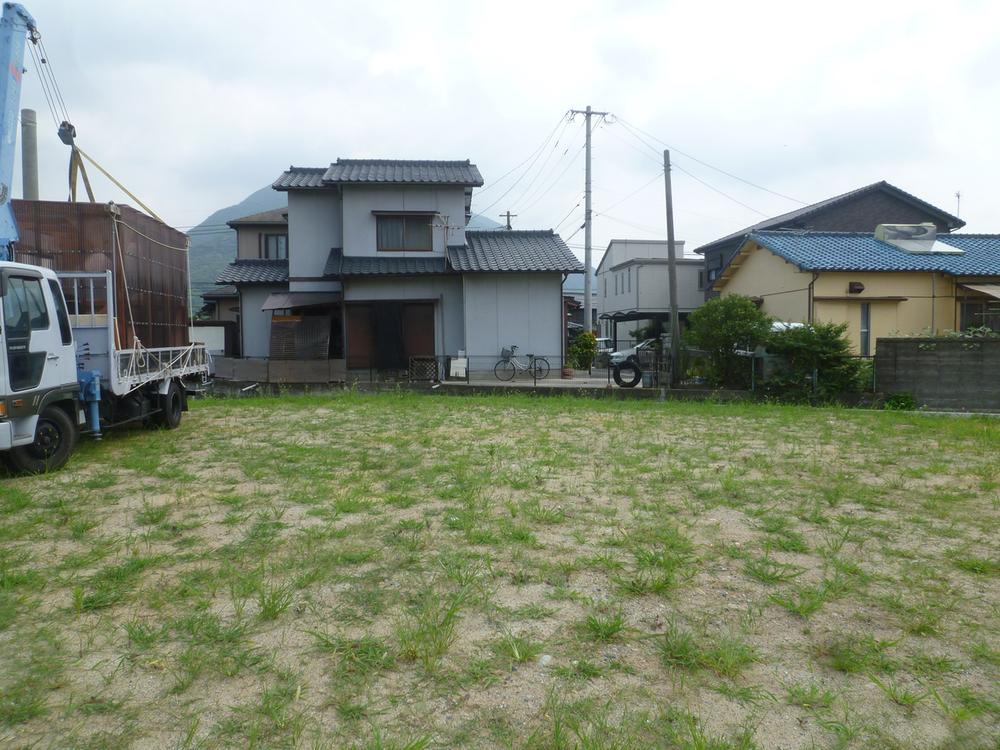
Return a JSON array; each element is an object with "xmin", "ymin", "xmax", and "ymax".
[
  {"xmin": 7, "ymin": 406, "xmax": 78, "ymax": 474},
  {"xmin": 613, "ymin": 362, "xmax": 642, "ymax": 388},
  {"xmin": 155, "ymin": 381, "xmax": 184, "ymax": 429}
]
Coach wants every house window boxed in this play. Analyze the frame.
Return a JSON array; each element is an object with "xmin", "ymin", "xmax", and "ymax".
[
  {"xmin": 860, "ymin": 302, "xmax": 871, "ymax": 356},
  {"xmin": 603, "ymin": 277, "xmax": 606, "ymax": 298},
  {"xmin": 376, "ymin": 215, "xmax": 433, "ymax": 251},
  {"xmin": 261, "ymin": 234, "xmax": 288, "ymax": 259},
  {"xmin": 627, "ymin": 267, "xmax": 631, "ymax": 293}
]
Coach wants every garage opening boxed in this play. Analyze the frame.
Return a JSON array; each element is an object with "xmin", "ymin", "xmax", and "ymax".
[{"xmin": 346, "ymin": 301, "xmax": 435, "ymax": 370}]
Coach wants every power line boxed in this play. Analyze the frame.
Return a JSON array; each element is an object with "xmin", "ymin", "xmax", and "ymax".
[
  {"xmin": 502, "ymin": 116, "xmax": 576, "ymax": 212},
  {"xmin": 596, "ymin": 169, "xmax": 664, "ymax": 215},
  {"xmin": 474, "ymin": 113, "xmax": 569, "ymax": 198},
  {"xmin": 512, "ymin": 124, "xmax": 586, "ymax": 213},
  {"xmin": 474, "ymin": 113, "xmax": 571, "ymax": 216},
  {"xmin": 615, "ymin": 117, "xmax": 807, "ymax": 205},
  {"xmin": 672, "ymin": 163, "xmax": 769, "ymax": 217}
]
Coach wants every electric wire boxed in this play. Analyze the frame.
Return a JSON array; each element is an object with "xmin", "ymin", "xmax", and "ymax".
[
  {"xmin": 516, "ymin": 140, "xmax": 586, "ymax": 215},
  {"xmin": 616, "ymin": 117, "xmax": 807, "ymax": 205},
  {"xmin": 474, "ymin": 113, "xmax": 569, "ymax": 197},
  {"xmin": 500, "ymin": 116, "xmax": 575, "ymax": 213},
  {"xmin": 596, "ymin": 169, "xmax": 664, "ymax": 215},
  {"xmin": 672, "ymin": 163, "xmax": 769, "ymax": 217}
]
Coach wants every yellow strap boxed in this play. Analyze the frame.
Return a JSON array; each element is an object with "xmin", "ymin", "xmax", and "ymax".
[{"xmin": 74, "ymin": 146, "xmax": 164, "ymax": 223}]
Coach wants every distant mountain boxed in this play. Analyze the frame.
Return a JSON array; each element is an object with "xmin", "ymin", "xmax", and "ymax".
[
  {"xmin": 466, "ymin": 214, "xmax": 503, "ymax": 231},
  {"xmin": 188, "ymin": 186, "xmax": 507, "ymax": 300},
  {"xmin": 188, "ymin": 185, "xmax": 287, "ymax": 299}
]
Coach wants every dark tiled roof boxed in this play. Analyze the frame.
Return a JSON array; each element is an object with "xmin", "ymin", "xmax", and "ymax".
[
  {"xmin": 227, "ymin": 208, "xmax": 287, "ymax": 227},
  {"xmin": 202, "ymin": 285, "xmax": 238, "ymax": 299},
  {"xmin": 274, "ymin": 160, "xmax": 483, "ymax": 190},
  {"xmin": 216, "ymin": 259, "xmax": 289, "ymax": 284},
  {"xmin": 453, "ymin": 230, "xmax": 584, "ymax": 273},
  {"xmin": 323, "ymin": 159, "xmax": 483, "ymax": 186},
  {"xmin": 741, "ymin": 231, "xmax": 1000, "ymax": 277},
  {"xmin": 323, "ymin": 248, "xmax": 451, "ymax": 277},
  {"xmin": 272, "ymin": 167, "xmax": 326, "ymax": 190},
  {"xmin": 696, "ymin": 181, "xmax": 966, "ymax": 255}
]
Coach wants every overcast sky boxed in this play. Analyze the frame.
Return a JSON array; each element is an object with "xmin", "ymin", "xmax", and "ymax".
[{"xmin": 14, "ymin": 0, "xmax": 1000, "ymax": 262}]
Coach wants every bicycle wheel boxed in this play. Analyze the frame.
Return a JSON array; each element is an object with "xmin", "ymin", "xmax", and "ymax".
[
  {"xmin": 532, "ymin": 358, "xmax": 551, "ymax": 379},
  {"xmin": 494, "ymin": 360, "xmax": 516, "ymax": 381}
]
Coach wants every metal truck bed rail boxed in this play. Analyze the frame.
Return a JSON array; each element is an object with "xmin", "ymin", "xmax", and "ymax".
[{"xmin": 113, "ymin": 345, "xmax": 211, "ymax": 394}]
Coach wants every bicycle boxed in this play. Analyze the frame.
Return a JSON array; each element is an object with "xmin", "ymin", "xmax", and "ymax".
[{"xmin": 494, "ymin": 345, "xmax": 550, "ymax": 381}]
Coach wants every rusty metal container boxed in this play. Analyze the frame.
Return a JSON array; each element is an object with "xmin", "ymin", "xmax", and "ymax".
[{"xmin": 10, "ymin": 200, "xmax": 191, "ymax": 348}]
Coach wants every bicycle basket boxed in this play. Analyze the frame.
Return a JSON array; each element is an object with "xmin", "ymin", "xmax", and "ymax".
[{"xmin": 500, "ymin": 347, "xmax": 512, "ymax": 362}]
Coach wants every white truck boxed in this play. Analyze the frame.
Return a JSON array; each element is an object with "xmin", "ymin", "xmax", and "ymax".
[{"xmin": 1, "ymin": 264, "xmax": 209, "ymax": 473}]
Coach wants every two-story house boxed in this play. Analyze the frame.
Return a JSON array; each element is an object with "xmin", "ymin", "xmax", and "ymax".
[
  {"xmin": 214, "ymin": 159, "xmax": 582, "ymax": 375},
  {"xmin": 595, "ymin": 239, "xmax": 702, "ymax": 347},
  {"xmin": 696, "ymin": 181, "xmax": 965, "ymax": 300}
]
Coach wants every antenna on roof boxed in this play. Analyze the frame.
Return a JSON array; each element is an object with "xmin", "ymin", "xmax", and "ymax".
[{"xmin": 955, "ymin": 190, "xmax": 961, "ymax": 218}]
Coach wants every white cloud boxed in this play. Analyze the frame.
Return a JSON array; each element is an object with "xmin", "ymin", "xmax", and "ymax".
[{"xmin": 13, "ymin": 0, "xmax": 998, "ymax": 252}]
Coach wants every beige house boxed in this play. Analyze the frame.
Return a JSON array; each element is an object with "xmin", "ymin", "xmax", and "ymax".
[
  {"xmin": 716, "ymin": 225, "xmax": 1000, "ymax": 355},
  {"xmin": 228, "ymin": 208, "xmax": 288, "ymax": 260}
]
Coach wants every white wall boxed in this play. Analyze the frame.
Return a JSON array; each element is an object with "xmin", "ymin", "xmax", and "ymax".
[
  {"xmin": 344, "ymin": 276, "xmax": 465, "ymax": 356},
  {"xmin": 239, "ymin": 285, "xmax": 285, "ymax": 358},
  {"xmin": 189, "ymin": 326, "xmax": 226, "ymax": 354},
  {"xmin": 598, "ymin": 258, "xmax": 702, "ymax": 320},
  {"xmin": 463, "ymin": 273, "xmax": 563, "ymax": 371},
  {"xmin": 287, "ymin": 190, "xmax": 342, "ymax": 280},
  {"xmin": 341, "ymin": 186, "xmax": 467, "ymax": 256}
]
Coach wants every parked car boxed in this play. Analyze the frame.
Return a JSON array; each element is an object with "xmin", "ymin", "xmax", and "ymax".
[{"xmin": 609, "ymin": 338, "xmax": 660, "ymax": 365}]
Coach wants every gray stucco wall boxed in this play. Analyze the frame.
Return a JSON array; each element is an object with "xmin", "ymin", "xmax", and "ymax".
[
  {"xmin": 344, "ymin": 276, "xmax": 465, "ymax": 357},
  {"xmin": 239, "ymin": 285, "xmax": 285, "ymax": 358},
  {"xmin": 463, "ymin": 273, "xmax": 564, "ymax": 372},
  {"xmin": 287, "ymin": 190, "xmax": 342, "ymax": 280},
  {"xmin": 341, "ymin": 186, "xmax": 466, "ymax": 256}
]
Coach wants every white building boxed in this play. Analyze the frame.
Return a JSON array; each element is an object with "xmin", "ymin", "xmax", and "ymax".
[
  {"xmin": 214, "ymin": 159, "xmax": 582, "ymax": 375},
  {"xmin": 596, "ymin": 239, "xmax": 703, "ymax": 346}
]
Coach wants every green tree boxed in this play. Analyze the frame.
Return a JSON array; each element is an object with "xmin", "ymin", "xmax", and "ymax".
[
  {"xmin": 568, "ymin": 331, "xmax": 598, "ymax": 369},
  {"xmin": 685, "ymin": 295, "xmax": 771, "ymax": 388},
  {"xmin": 763, "ymin": 322, "xmax": 864, "ymax": 401}
]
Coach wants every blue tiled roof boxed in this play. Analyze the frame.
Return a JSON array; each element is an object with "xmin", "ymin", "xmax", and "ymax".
[{"xmin": 748, "ymin": 231, "xmax": 1000, "ymax": 276}]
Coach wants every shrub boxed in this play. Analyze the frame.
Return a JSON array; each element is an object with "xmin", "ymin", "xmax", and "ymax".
[
  {"xmin": 762, "ymin": 322, "xmax": 864, "ymax": 402},
  {"xmin": 884, "ymin": 392, "xmax": 917, "ymax": 411},
  {"xmin": 568, "ymin": 331, "xmax": 598, "ymax": 369},
  {"xmin": 685, "ymin": 295, "xmax": 771, "ymax": 388}
]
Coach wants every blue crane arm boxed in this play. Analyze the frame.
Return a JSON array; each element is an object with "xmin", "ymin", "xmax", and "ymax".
[{"xmin": 0, "ymin": 3, "xmax": 36, "ymax": 262}]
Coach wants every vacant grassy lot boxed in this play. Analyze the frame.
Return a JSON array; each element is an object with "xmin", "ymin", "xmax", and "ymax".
[{"xmin": 1, "ymin": 393, "xmax": 998, "ymax": 749}]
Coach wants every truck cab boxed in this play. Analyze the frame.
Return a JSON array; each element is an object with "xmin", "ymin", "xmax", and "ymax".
[{"xmin": 1, "ymin": 261, "xmax": 82, "ymax": 472}]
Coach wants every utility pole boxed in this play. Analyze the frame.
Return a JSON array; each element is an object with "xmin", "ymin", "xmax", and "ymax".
[
  {"xmin": 570, "ymin": 105, "xmax": 609, "ymax": 334},
  {"xmin": 499, "ymin": 210, "xmax": 517, "ymax": 230},
  {"xmin": 662, "ymin": 150, "xmax": 680, "ymax": 387},
  {"xmin": 955, "ymin": 191, "xmax": 961, "ymax": 218}
]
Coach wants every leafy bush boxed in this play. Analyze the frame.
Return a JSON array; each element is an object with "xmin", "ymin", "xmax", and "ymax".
[
  {"xmin": 762, "ymin": 322, "xmax": 864, "ymax": 402},
  {"xmin": 685, "ymin": 295, "xmax": 771, "ymax": 388},
  {"xmin": 568, "ymin": 331, "xmax": 598, "ymax": 370},
  {"xmin": 884, "ymin": 392, "xmax": 917, "ymax": 410}
]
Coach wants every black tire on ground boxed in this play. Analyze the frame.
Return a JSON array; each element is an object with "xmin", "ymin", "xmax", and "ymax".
[
  {"xmin": 7, "ymin": 405, "xmax": 78, "ymax": 474},
  {"xmin": 613, "ymin": 362, "xmax": 642, "ymax": 388},
  {"xmin": 494, "ymin": 360, "xmax": 516, "ymax": 381},
  {"xmin": 154, "ymin": 381, "xmax": 184, "ymax": 429},
  {"xmin": 533, "ymin": 358, "xmax": 551, "ymax": 379}
]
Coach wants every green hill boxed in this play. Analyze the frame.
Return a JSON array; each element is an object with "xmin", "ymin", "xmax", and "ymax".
[{"xmin": 187, "ymin": 185, "xmax": 287, "ymax": 300}]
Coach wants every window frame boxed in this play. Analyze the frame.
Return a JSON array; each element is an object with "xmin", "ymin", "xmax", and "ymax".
[
  {"xmin": 859, "ymin": 302, "xmax": 871, "ymax": 356},
  {"xmin": 48, "ymin": 279, "xmax": 73, "ymax": 345},
  {"xmin": 260, "ymin": 233, "xmax": 288, "ymax": 260},
  {"xmin": 376, "ymin": 214, "xmax": 434, "ymax": 252}
]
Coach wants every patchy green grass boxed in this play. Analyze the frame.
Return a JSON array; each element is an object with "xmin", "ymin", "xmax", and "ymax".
[{"xmin": 0, "ymin": 391, "xmax": 998, "ymax": 748}]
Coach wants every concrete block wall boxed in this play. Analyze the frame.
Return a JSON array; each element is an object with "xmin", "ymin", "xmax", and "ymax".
[{"xmin": 875, "ymin": 338, "xmax": 1000, "ymax": 411}]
